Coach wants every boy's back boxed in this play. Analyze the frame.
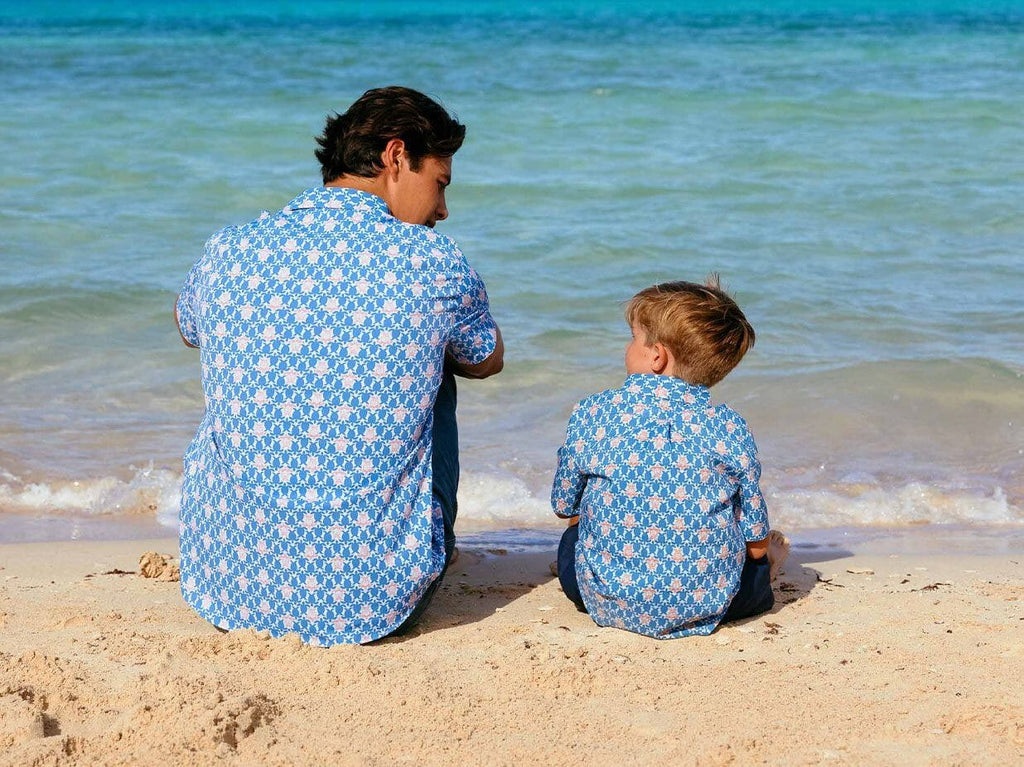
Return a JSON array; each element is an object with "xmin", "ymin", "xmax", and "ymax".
[
  {"xmin": 551, "ymin": 277, "xmax": 784, "ymax": 638},
  {"xmin": 552, "ymin": 373, "xmax": 768, "ymax": 638}
]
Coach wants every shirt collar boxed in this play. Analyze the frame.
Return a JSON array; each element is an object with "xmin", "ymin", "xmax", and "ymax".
[
  {"xmin": 623, "ymin": 373, "xmax": 710, "ymax": 407},
  {"xmin": 283, "ymin": 186, "xmax": 392, "ymax": 218}
]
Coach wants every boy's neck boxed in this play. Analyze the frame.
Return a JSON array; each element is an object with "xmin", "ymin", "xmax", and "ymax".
[{"xmin": 628, "ymin": 371, "xmax": 706, "ymax": 389}]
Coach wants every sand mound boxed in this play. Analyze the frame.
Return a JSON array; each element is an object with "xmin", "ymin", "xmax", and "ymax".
[{"xmin": 138, "ymin": 551, "xmax": 179, "ymax": 582}]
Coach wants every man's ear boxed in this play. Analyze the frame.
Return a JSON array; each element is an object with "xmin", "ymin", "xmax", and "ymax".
[{"xmin": 381, "ymin": 138, "xmax": 406, "ymax": 179}]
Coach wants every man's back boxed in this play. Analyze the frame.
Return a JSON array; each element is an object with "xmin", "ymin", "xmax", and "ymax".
[{"xmin": 176, "ymin": 186, "xmax": 497, "ymax": 644}]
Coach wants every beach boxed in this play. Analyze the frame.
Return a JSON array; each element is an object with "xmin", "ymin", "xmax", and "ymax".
[
  {"xmin": 2, "ymin": 2, "xmax": 1024, "ymax": 763},
  {"xmin": 2, "ymin": 529, "xmax": 1022, "ymax": 766}
]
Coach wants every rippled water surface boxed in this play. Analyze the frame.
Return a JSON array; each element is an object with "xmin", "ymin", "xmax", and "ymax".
[{"xmin": 1, "ymin": 1, "xmax": 1022, "ymax": 538}]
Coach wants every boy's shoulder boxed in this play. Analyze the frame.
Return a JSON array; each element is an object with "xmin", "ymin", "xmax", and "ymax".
[
  {"xmin": 707, "ymin": 400, "xmax": 748, "ymax": 428},
  {"xmin": 709, "ymin": 402, "xmax": 753, "ymax": 441},
  {"xmin": 572, "ymin": 383, "xmax": 634, "ymax": 416},
  {"xmin": 573, "ymin": 380, "xmax": 753, "ymax": 433},
  {"xmin": 562, "ymin": 386, "xmax": 623, "ymax": 438}
]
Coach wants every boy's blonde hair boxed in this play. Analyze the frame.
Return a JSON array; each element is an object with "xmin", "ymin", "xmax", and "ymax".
[{"xmin": 624, "ymin": 275, "xmax": 755, "ymax": 387}]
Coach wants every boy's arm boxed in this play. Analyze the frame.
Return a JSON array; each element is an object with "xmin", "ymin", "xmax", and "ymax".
[
  {"xmin": 731, "ymin": 417, "xmax": 770, "ymax": 555},
  {"xmin": 551, "ymin": 404, "xmax": 588, "ymax": 519},
  {"xmin": 175, "ymin": 276, "xmax": 202, "ymax": 349}
]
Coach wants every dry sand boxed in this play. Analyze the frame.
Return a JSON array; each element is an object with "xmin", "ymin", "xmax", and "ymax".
[{"xmin": 1, "ymin": 532, "xmax": 1022, "ymax": 766}]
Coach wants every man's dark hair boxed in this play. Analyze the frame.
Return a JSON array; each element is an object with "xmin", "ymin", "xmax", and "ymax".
[{"xmin": 315, "ymin": 86, "xmax": 466, "ymax": 183}]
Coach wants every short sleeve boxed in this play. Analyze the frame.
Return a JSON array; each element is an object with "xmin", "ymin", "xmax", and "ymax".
[
  {"xmin": 176, "ymin": 227, "xmax": 234, "ymax": 348},
  {"xmin": 446, "ymin": 256, "xmax": 498, "ymax": 367},
  {"xmin": 175, "ymin": 260, "xmax": 202, "ymax": 347}
]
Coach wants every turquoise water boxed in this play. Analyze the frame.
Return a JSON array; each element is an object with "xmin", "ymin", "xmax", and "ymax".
[{"xmin": 1, "ymin": 1, "xmax": 1022, "ymax": 538}]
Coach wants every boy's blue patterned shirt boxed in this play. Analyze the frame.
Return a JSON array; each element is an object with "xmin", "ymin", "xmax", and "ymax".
[
  {"xmin": 551, "ymin": 374, "xmax": 770, "ymax": 638},
  {"xmin": 175, "ymin": 187, "xmax": 498, "ymax": 645}
]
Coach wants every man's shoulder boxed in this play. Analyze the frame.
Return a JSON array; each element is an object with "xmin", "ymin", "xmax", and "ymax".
[
  {"xmin": 206, "ymin": 221, "xmax": 245, "ymax": 245},
  {"xmin": 404, "ymin": 226, "xmax": 463, "ymax": 260},
  {"xmin": 206, "ymin": 204, "xmax": 281, "ymax": 248}
]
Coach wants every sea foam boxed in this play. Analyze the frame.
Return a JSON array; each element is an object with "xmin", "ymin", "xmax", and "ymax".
[
  {"xmin": 2, "ymin": 463, "xmax": 1020, "ymax": 542},
  {"xmin": 0, "ymin": 464, "xmax": 182, "ymax": 530}
]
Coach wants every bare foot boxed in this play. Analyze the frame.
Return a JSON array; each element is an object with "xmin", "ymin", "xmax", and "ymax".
[
  {"xmin": 448, "ymin": 547, "xmax": 460, "ymax": 568},
  {"xmin": 549, "ymin": 560, "xmax": 559, "ymax": 577},
  {"xmin": 767, "ymin": 530, "xmax": 790, "ymax": 583}
]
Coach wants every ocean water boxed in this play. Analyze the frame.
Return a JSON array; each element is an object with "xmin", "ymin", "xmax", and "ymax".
[{"xmin": 1, "ymin": 1, "xmax": 1023, "ymax": 542}]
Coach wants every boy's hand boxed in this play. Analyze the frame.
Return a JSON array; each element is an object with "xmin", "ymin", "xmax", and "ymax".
[
  {"xmin": 746, "ymin": 537, "xmax": 768, "ymax": 560},
  {"xmin": 748, "ymin": 531, "xmax": 791, "ymax": 582}
]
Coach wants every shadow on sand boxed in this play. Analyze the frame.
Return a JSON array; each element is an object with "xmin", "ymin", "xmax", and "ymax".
[
  {"xmin": 378, "ymin": 548, "xmax": 558, "ymax": 641},
  {"xmin": 384, "ymin": 538, "xmax": 862, "ymax": 640}
]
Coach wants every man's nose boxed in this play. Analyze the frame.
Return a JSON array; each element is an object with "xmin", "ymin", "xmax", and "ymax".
[{"xmin": 436, "ymin": 198, "xmax": 448, "ymax": 222}]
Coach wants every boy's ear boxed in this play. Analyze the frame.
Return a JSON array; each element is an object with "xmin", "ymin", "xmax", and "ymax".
[{"xmin": 650, "ymin": 342, "xmax": 671, "ymax": 374}]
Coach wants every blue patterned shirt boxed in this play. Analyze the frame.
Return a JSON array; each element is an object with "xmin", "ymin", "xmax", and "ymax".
[
  {"xmin": 551, "ymin": 374, "xmax": 770, "ymax": 638},
  {"xmin": 176, "ymin": 187, "xmax": 498, "ymax": 644}
]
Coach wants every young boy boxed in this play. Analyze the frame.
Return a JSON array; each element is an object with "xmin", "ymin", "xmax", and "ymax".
[{"xmin": 551, "ymin": 277, "xmax": 788, "ymax": 638}]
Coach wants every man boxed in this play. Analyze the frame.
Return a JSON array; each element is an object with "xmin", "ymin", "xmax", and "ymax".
[{"xmin": 175, "ymin": 87, "xmax": 503, "ymax": 644}]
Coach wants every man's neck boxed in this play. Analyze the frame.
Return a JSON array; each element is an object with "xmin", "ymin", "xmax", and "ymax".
[{"xmin": 326, "ymin": 174, "xmax": 387, "ymax": 199}]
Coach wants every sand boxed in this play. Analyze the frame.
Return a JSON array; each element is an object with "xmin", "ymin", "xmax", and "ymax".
[{"xmin": 1, "ymin": 531, "xmax": 1022, "ymax": 766}]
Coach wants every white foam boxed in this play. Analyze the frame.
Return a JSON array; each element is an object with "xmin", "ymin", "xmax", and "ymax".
[
  {"xmin": 0, "ymin": 463, "xmax": 182, "ymax": 527},
  {"xmin": 768, "ymin": 483, "xmax": 1022, "ymax": 530},
  {"xmin": 3, "ymin": 464, "xmax": 1021, "ymax": 536},
  {"xmin": 455, "ymin": 471, "xmax": 554, "ymax": 529},
  {"xmin": 456, "ymin": 472, "xmax": 1024, "ymax": 531},
  {"xmin": 454, "ymin": 473, "xmax": 1024, "ymax": 532}
]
